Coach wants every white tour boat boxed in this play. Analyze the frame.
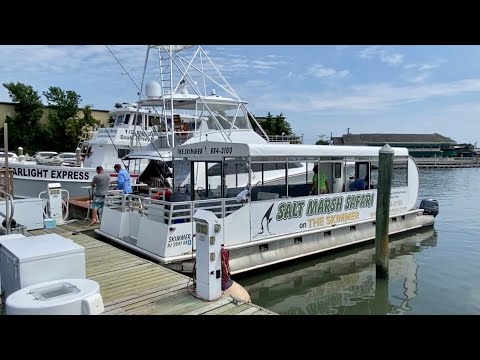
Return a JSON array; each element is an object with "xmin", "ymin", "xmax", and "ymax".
[{"xmin": 96, "ymin": 141, "xmax": 439, "ymax": 275}]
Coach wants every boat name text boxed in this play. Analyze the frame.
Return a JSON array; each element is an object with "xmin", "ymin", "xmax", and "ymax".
[
  {"xmin": 167, "ymin": 233, "xmax": 192, "ymax": 248},
  {"xmin": 177, "ymin": 148, "xmax": 204, "ymax": 155},
  {"xmin": 10, "ymin": 167, "xmax": 90, "ymax": 180},
  {"xmin": 276, "ymin": 193, "xmax": 374, "ymax": 221}
]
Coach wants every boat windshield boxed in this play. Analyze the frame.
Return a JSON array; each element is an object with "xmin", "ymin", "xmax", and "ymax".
[
  {"xmin": 173, "ymin": 159, "xmax": 191, "ymax": 192},
  {"xmin": 202, "ymin": 106, "xmax": 252, "ymax": 131}
]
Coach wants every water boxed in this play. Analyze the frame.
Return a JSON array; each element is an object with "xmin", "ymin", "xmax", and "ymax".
[{"xmin": 238, "ymin": 168, "xmax": 480, "ymax": 315}]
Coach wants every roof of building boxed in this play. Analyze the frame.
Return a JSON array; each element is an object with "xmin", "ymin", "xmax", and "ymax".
[{"xmin": 332, "ymin": 133, "xmax": 456, "ymax": 145}]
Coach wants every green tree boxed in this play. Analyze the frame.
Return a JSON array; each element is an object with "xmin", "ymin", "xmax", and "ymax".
[
  {"xmin": 1, "ymin": 82, "xmax": 48, "ymax": 153},
  {"xmin": 65, "ymin": 105, "xmax": 100, "ymax": 147},
  {"xmin": 315, "ymin": 134, "xmax": 330, "ymax": 145},
  {"xmin": 259, "ymin": 112, "xmax": 293, "ymax": 136},
  {"xmin": 262, "ymin": 112, "xmax": 275, "ymax": 134},
  {"xmin": 43, "ymin": 86, "xmax": 99, "ymax": 151},
  {"xmin": 273, "ymin": 112, "xmax": 293, "ymax": 136}
]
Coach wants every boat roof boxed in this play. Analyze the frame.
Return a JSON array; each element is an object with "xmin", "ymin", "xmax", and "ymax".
[
  {"xmin": 173, "ymin": 141, "xmax": 410, "ymax": 159},
  {"xmin": 138, "ymin": 94, "xmax": 246, "ymax": 110}
]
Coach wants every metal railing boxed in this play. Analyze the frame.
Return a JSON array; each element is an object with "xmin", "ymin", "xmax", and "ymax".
[
  {"xmin": 263, "ymin": 134, "xmax": 303, "ymax": 144},
  {"xmin": 104, "ymin": 193, "xmax": 244, "ymax": 225}
]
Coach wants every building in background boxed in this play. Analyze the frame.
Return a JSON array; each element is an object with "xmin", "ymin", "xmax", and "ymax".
[{"xmin": 332, "ymin": 132, "xmax": 476, "ymax": 158}]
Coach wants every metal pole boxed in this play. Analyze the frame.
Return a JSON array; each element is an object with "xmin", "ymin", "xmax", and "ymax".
[
  {"xmin": 3, "ymin": 123, "xmax": 11, "ymax": 194},
  {"xmin": 375, "ymin": 144, "xmax": 394, "ymax": 278},
  {"xmin": 4, "ymin": 123, "xmax": 10, "ymax": 233}
]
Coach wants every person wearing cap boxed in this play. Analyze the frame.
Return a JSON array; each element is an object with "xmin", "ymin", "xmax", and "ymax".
[
  {"xmin": 89, "ymin": 166, "xmax": 111, "ymax": 225},
  {"xmin": 114, "ymin": 164, "xmax": 132, "ymax": 194}
]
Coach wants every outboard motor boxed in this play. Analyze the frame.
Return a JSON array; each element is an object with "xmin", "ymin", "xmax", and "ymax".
[{"xmin": 420, "ymin": 199, "xmax": 439, "ymax": 217}]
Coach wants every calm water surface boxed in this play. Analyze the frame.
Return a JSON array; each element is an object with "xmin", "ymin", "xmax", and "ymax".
[{"xmin": 238, "ymin": 168, "xmax": 480, "ymax": 315}]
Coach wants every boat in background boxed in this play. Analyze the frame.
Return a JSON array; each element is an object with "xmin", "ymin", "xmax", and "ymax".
[
  {"xmin": 119, "ymin": 45, "xmax": 310, "ymax": 191},
  {"xmin": 0, "ymin": 102, "xmax": 163, "ymax": 198}
]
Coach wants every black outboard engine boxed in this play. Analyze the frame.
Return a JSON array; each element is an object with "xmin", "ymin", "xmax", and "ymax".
[{"xmin": 420, "ymin": 199, "xmax": 439, "ymax": 217}]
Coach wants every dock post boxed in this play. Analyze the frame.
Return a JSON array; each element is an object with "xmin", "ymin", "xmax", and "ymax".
[
  {"xmin": 374, "ymin": 278, "xmax": 389, "ymax": 314},
  {"xmin": 375, "ymin": 144, "xmax": 394, "ymax": 278}
]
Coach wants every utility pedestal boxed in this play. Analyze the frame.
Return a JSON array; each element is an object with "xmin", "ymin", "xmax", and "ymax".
[
  {"xmin": 48, "ymin": 183, "xmax": 64, "ymax": 226},
  {"xmin": 193, "ymin": 210, "xmax": 222, "ymax": 301}
]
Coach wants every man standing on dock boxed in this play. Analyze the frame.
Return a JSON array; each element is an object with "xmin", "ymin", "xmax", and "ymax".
[{"xmin": 89, "ymin": 166, "xmax": 111, "ymax": 225}]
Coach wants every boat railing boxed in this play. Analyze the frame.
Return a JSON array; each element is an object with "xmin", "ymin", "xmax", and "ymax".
[
  {"xmin": 104, "ymin": 193, "xmax": 244, "ymax": 225},
  {"xmin": 263, "ymin": 134, "xmax": 303, "ymax": 144}
]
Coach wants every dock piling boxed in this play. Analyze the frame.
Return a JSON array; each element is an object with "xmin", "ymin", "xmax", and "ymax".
[{"xmin": 375, "ymin": 144, "xmax": 394, "ymax": 278}]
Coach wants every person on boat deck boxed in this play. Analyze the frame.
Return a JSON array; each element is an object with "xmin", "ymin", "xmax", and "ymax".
[
  {"xmin": 349, "ymin": 169, "xmax": 370, "ymax": 191},
  {"xmin": 349, "ymin": 178, "xmax": 366, "ymax": 191},
  {"xmin": 114, "ymin": 164, "xmax": 133, "ymax": 194},
  {"xmin": 89, "ymin": 166, "xmax": 111, "ymax": 225},
  {"xmin": 310, "ymin": 164, "xmax": 329, "ymax": 195}
]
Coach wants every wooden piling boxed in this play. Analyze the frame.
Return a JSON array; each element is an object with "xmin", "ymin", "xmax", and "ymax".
[{"xmin": 375, "ymin": 144, "xmax": 394, "ymax": 278}]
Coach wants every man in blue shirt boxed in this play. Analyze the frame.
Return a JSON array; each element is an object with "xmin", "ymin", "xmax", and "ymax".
[{"xmin": 114, "ymin": 164, "xmax": 132, "ymax": 194}]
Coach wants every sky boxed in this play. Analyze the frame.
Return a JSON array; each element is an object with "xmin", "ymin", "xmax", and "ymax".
[{"xmin": 0, "ymin": 45, "xmax": 479, "ymax": 146}]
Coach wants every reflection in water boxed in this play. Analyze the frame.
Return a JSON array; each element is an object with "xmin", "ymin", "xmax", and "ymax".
[{"xmin": 239, "ymin": 228, "xmax": 438, "ymax": 315}]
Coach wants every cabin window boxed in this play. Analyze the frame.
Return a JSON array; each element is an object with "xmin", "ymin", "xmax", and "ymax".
[
  {"xmin": 117, "ymin": 148, "xmax": 130, "ymax": 159},
  {"xmin": 206, "ymin": 161, "xmax": 224, "ymax": 199},
  {"xmin": 234, "ymin": 112, "xmax": 249, "ymax": 129},
  {"xmin": 188, "ymin": 161, "xmax": 224, "ymax": 200},
  {"xmin": 223, "ymin": 161, "xmax": 249, "ymax": 189},
  {"xmin": 123, "ymin": 114, "xmax": 130, "ymax": 125},
  {"xmin": 334, "ymin": 163, "xmax": 342, "ymax": 178},
  {"xmin": 173, "ymin": 159, "xmax": 191, "ymax": 193},
  {"xmin": 134, "ymin": 114, "xmax": 143, "ymax": 126},
  {"xmin": 391, "ymin": 157, "xmax": 408, "ymax": 187},
  {"xmin": 115, "ymin": 115, "xmax": 124, "ymax": 127},
  {"xmin": 147, "ymin": 116, "xmax": 154, "ymax": 127}
]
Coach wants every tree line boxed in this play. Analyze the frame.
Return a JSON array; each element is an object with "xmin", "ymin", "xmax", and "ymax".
[{"xmin": 1, "ymin": 82, "xmax": 100, "ymax": 154}]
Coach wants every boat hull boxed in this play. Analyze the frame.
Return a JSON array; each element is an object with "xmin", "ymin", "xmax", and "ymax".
[{"xmin": 95, "ymin": 208, "xmax": 434, "ymax": 275}]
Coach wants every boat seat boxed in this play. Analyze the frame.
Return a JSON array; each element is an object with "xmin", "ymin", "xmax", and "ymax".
[{"xmin": 256, "ymin": 191, "xmax": 280, "ymax": 200}]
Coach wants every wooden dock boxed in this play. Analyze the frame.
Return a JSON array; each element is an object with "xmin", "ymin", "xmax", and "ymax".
[{"xmin": 23, "ymin": 221, "xmax": 275, "ymax": 315}]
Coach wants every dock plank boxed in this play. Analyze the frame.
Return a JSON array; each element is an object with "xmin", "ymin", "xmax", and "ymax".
[{"xmin": 24, "ymin": 223, "xmax": 276, "ymax": 316}]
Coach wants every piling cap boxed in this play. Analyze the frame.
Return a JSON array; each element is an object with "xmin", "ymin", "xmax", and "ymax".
[{"xmin": 379, "ymin": 143, "xmax": 394, "ymax": 154}]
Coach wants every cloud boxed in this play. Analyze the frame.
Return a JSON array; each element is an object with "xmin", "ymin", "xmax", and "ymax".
[
  {"xmin": 252, "ymin": 78, "xmax": 480, "ymax": 115},
  {"xmin": 308, "ymin": 64, "xmax": 350, "ymax": 79},
  {"xmin": 402, "ymin": 59, "xmax": 447, "ymax": 83},
  {"xmin": 404, "ymin": 63, "xmax": 440, "ymax": 71},
  {"xmin": 336, "ymin": 45, "xmax": 349, "ymax": 51},
  {"xmin": 358, "ymin": 46, "xmax": 404, "ymax": 66},
  {"xmin": 203, "ymin": 47, "xmax": 288, "ymax": 76}
]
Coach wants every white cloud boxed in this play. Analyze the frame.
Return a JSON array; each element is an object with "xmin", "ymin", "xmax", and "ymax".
[
  {"xmin": 404, "ymin": 63, "xmax": 440, "ymax": 71},
  {"xmin": 401, "ymin": 59, "xmax": 446, "ymax": 83},
  {"xmin": 336, "ymin": 45, "xmax": 349, "ymax": 51},
  {"xmin": 358, "ymin": 46, "xmax": 404, "ymax": 66},
  {"xmin": 252, "ymin": 78, "xmax": 480, "ymax": 115},
  {"xmin": 308, "ymin": 64, "xmax": 350, "ymax": 79}
]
